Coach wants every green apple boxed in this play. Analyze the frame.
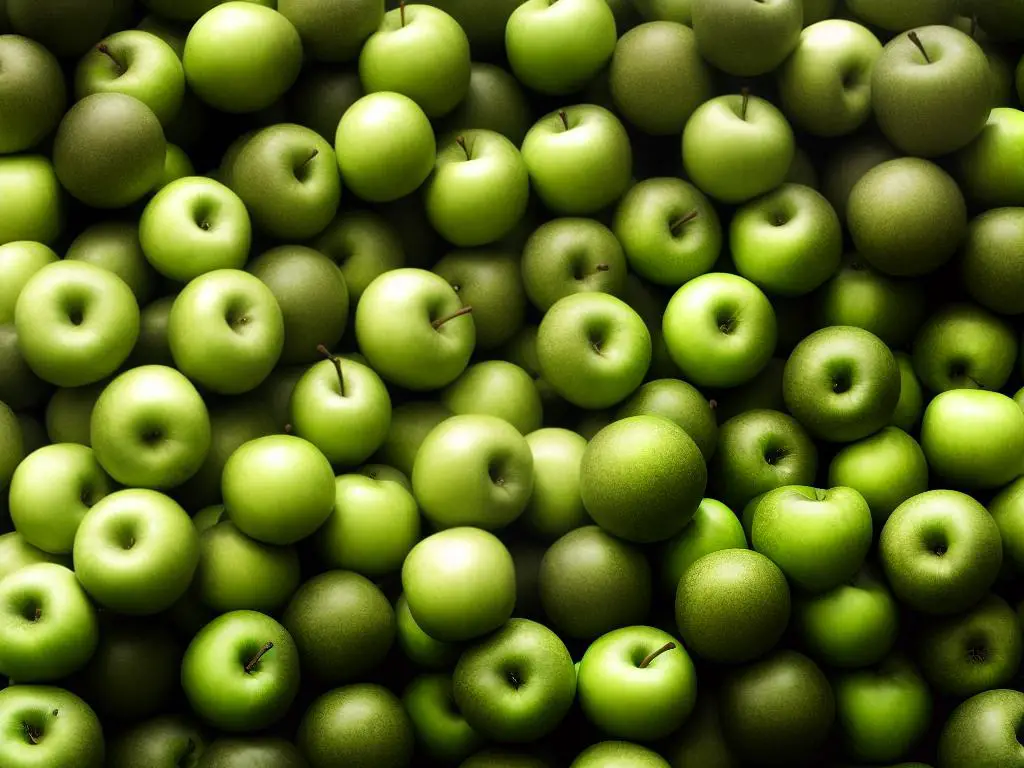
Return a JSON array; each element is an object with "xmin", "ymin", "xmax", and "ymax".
[
  {"xmin": 519, "ymin": 428, "xmax": 589, "ymax": 542},
  {"xmin": 660, "ymin": 498, "xmax": 745, "ymax": 595},
  {"xmin": 9, "ymin": 443, "xmax": 112, "ymax": 554},
  {"xmin": 434, "ymin": 249, "xmax": 526, "ymax": 350},
  {"xmin": 616, "ymin": 378, "xmax": 717, "ymax": 461},
  {"xmin": 283, "ymin": 569, "xmax": 394, "ymax": 685},
  {"xmin": 571, "ymin": 741, "xmax": 669, "ymax": 767},
  {"xmin": 956, "ymin": 108, "xmax": 1024, "ymax": 208},
  {"xmin": 845, "ymin": 0, "xmax": 955, "ymax": 29},
  {"xmin": 358, "ymin": 462, "xmax": 410, "ymax": 488},
  {"xmin": 962, "ymin": 207, "xmax": 1024, "ymax": 315},
  {"xmin": 710, "ymin": 408, "xmax": 818, "ymax": 511},
  {"xmin": 609, "ymin": 20, "xmax": 713, "ymax": 136},
  {"xmin": 0, "ymin": 332, "xmax": 49, "ymax": 412},
  {"xmin": 288, "ymin": 65, "xmax": 364, "ymax": 143},
  {"xmin": 168, "ymin": 269, "xmax": 285, "ymax": 394},
  {"xmin": 991, "ymin": 476, "xmax": 1024, "ymax": 575},
  {"xmin": 0, "ymin": 241, "xmax": 58, "ymax": 324},
  {"xmin": 815, "ymin": 255, "xmax": 927, "ymax": 350},
  {"xmin": 140, "ymin": 176, "xmax": 251, "ymax": 282},
  {"xmin": 278, "ymin": 0, "xmax": 383, "ymax": 62},
  {"xmin": 578, "ymin": 625, "xmax": 696, "ymax": 741},
  {"xmin": 184, "ymin": 3, "xmax": 302, "ymax": 113},
  {"xmin": 395, "ymin": 593, "xmax": 461, "ymax": 669},
  {"xmin": 75, "ymin": 30, "xmax": 185, "ymax": 125},
  {"xmin": 0, "ymin": 155, "xmax": 63, "ymax": 246},
  {"xmin": 539, "ymin": 525, "xmax": 652, "ymax": 641},
  {"xmin": 521, "ymin": 218, "xmax": 627, "ymax": 311},
  {"xmin": 663, "ymin": 272, "xmax": 777, "ymax": 388},
  {"xmin": 612, "ymin": 177, "xmax": 721, "ymax": 287},
  {"xmin": 880, "ymin": 490, "xmax": 1003, "ymax": 615},
  {"xmin": 128, "ymin": 296, "xmax": 175, "ymax": 368},
  {"xmin": 0, "ymin": 686, "xmax": 104, "ymax": 768},
  {"xmin": 912, "ymin": 302, "xmax": 1017, "ymax": 392},
  {"xmin": 682, "ymin": 92, "xmax": 794, "ymax": 204},
  {"xmin": 6, "ymin": 0, "xmax": 113, "ymax": 57},
  {"xmin": 439, "ymin": 62, "xmax": 532, "ymax": 146},
  {"xmin": 91, "ymin": 365, "xmax": 211, "ymax": 490},
  {"xmin": 182, "ymin": 609, "xmax": 300, "ymax": 732},
  {"xmin": 537, "ymin": 292, "xmax": 651, "ymax": 409},
  {"xmin": 918, "ymin": 594, "xmax": 1022, "ymax": 698},
  {"xmin": 15, "ymin": 260, "xmax": 139, "ymax": 388},
  {"xmin": 779, "ymin": 20, "xmax": 884, "ymax": 139},
  {"xmin": 297, "ymin": 684, "xmax": 414, "ymax": 768},
  {"xmin": 191, "ymin": 737, "xmax": 305, "ymax": 768},
  {"xmin": 820, "ymin": 136, "xmax": 897, "ymax": 223},
  {"xmin": 634, "ymin": 0, "xmax": 691, "ymax": 23},
  {"xmin": 425, "ymin": 130, "xmax": 529, "ymax": 247},
  {"xmin": 402, "ymin": 527, "xmax": 516, "ymax": 642},
  {"xmin": 921, "ymin": 389, "xmax": 1024, "ymax": 489},
  {"xmin": 521, "ymin": 105, "xmax": 633, "ymax": 215},
  {"xmin": 0, "ymin": 532, "xmax": 66, "ymax": 583},
  {"xmin": 796, "ymin": 564, "xmax": 899, "ymax": 668},
  {"xmin": 835, "ymin": 655, "xmax": 932, "ymax": 763},
  {"xmin": 453, "ymin": 618, "xmax": 576, "ymax": 742},
  {"xmin": 335, "ymin": 92, "xmax": 435, "ymax": 202},
  {"xmin": 44, "ymin": 382, "xmax": 106, "ymax": 447},
  {"xmin": 731, "ymin": 183, "xmax": 843, "ymax": 296},
  {"xmin": 505, "ymin": 0, "xmax": 616, "ymax": 95},
  {"xmin": 404, "ymin": 673, "xmax": 484, "ymax": 764},
  {"xmin": 691, "ymin": 0, "xmax": 801, "ymax": 76},
  {"xmin": 0, "ymin": 35, "xmax": 66, "ymax": 154},
  {"xmin": 847, "ymin": 157, "xmax": 967, "ymax": 277},
  {"xmin": 937, "ymin": 689, "xmax": 1024, "ymax": 768},
  {"xmin": 65, "ymin": 222, "xmax": 154, "ymax": 306},
  {"xmin": 222, "ymin": 434, "xmax": 335, "ymax": 545},
  {"xmin": 661, "ymin": 692, "xmax": 739, "ymax": 768},
  {"xmin": 872, "ymin": 25, "xmax": 992, "ymax": 157},
  {"xmin": 783, "ymin": 326, "xmax": 901, "ymax": 442},
  {"xmin": 193, "ymin": 521, "xmax": 300, "ymax": 613},
  {"xmin": 136, "ymin": 13, "xmax": 189, "ymax": 56},
  {"xmin": 355, "ymin": 267, "xmax": 475, "ymax": 390},
  {"xmin": 316, "ymin": 472, "xmax": 420, "ymax": 576},
  {"xmin": 442, "ymin": 361, "xmax": 541, "ymax": 435},
  {"xmin": 230, "ymin": 123, "xmax": 341, "ymax": 240},
  {"xmin": 74, "ymin": 488, "xmax": 200, "ymax": 614},
  {"xmin": 154, "ymin": 142, "xmax": 194, "ymax": 191},
  {"xmin": 375, "ymin": 400, "xmax": 453, "ymax": 477},
  {"xmin": 0, "ymin": 563, "xmax": 98, "ymax": 681},
  {"xmin": 313, "ymin": 208, "xmax": 405, "ymax": 304},
  {"xmin": 676, "ymin": 548, "xmax": 790, "ymax": 663},
  {"xmin": 828, "ymin": 427, "xmax": 928, "ymax": 526}
]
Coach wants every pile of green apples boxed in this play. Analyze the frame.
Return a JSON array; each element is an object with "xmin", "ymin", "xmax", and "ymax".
[{"xmin": 4, "ymin": 0, "xmax": 1024, "ymax": 765}]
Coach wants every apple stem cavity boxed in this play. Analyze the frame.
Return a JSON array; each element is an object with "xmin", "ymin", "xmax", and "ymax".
[
  {"xmin": 432, "ymin": 305, "xmax": 473, "ymax": 330},
  {"xmin": 558, "ymin": 110, "xmax": 569, "ymax": 131},
  {"xmin": 595, "ymin": 263, "xmax": 610, "ymax": 272},
  {"xmin": 740, "ymin": 88, "xmax": 751, "ymax": 121},
  {"xmin": 23, "ymin": 723, "xmax": 41, "ymax": 745},
  {"xmin": 639, "ymin": 642, "xmax": 676, "ymax": 668},
  {"xmin": 400, "ymin": 1, "xmax": 407, "ymax": 26},
  {"xmin": 455, "ymin": 135, "xmax": 470, "ymax": 161},
  {"xmin": 245, "ymin": 642, "xmax": 274, "ymax": 674},
  {"xmin": 32, "ymin": 607, "xmax": 41, "ymax": 622},
  {"xmin": 317, "ymin": 344, "xmax": 346, "ymax": 396},
  {"xmin": 670, "ymin": 210, "xmax": 700, "ymax": 236},
  {"xmin": 907, "ymin": 31, "xmax": 930, "ymax": 63},
  {"xmin": 96, "ymin": 43, "xmax": 124, "ymax": 74}
]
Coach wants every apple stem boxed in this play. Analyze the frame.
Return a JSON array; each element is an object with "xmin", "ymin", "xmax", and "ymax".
[
  {"xmin": 670, "ymin": 210, "xmax": 699, "ymax": 236},
  {"xmin": 740, "ymin": 88, "xmax": 751, "ymax": 121},
  {"xmin": 301, "ymin": 148, "xmax": 319, "ymax": 170},
  {"xmin": 317, "ymin": 344, "xmax": 345, "ymax": 397},
  {"xmin": 595, "ymin": 263, "xmax": 610, "ymax": 272},
  {"xmin": 284, "ymin": 423, "xmax": 293, "ymax": 434},
  {"xmin": 907, "ymin": 30, "xmax": 930, "ymax": 63},
  {"xmin": 432, "ymin": 305, "xmax": 473, "ymax": 330},
  {"xmin": 709, "ymin": 399, "xmax": 718, "ymax": 410},
  {"xmin": 33, "ymin": 607, "xmax": 41, "ymax": 621},
  {"xmin": 244, "ymin": 642, "xmax": 274, "ymax": 674},
  {"xmin": 558, "ymin": 110, "xmax": 569, "ymax": 131},
  {"xmin": 400, "ymin": 1, "xmax": 406, "ymax": 26},
  {"xmin": 638, "ymin": 642, "xmax": 676, "ymax": 668},
  {"xmin": 23, "ymin": 723, "xmax": 41, "ymax": 745},
  {"xmin": 970, "ymin": 14, "xmax": 978, "ymax": 39},
  {"xmin": 455, "ymin": 135, "xmax": 470, "ymax": 161},
  {"xmin": 96, "ymin": 43, "xmax": 124, "ymax": 74}
]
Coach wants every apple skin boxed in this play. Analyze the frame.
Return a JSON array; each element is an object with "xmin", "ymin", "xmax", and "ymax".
[
  {"xmin": 847, "ymin": 158, "xmax": 967, "ymax": 277},
  {"xmin": 871, "ymin": 25, "xmax": 992, "ymax": 157},
  {"xmin": 911, "ymin": 302, "xmax": 1017, "ymax": 393},
  {"xmin": 15, "ymin": 260, "xmax": 139, "ymax": 388},
  {"xmin": 395, "ymin": 593, "xmax": 461, "ymax": 670},
  {"xmin": 90, "ymin": 364, "xmax": 211, "ymax": 491},
  {"xmin": 8, "ymin": 443, "xmax": 112, "ymax": 554},
  {"xmin": 221, "ymin": 434, "xmax": 336, "ymax": 546},
  {"xmin": 752, "ymin": 485, "xmax": 874, "ymax": 593},
  {"xmin": 376, "ymin": 400, "xmax": 453, "ymax": 477},
  {"xmin": 0, "ymin": 686, "xmax": 104, "ymax": 768},
  {"xmin": 65, "ymin": 222, "xmax": 154, "ymax": 307},
  {"xmin": 505, "ymin": 0, "xmax": 617, "ymax": 95},
  {"xmin": 184, "ymin": 3, "xmax": 303, "ymax": 113},
  {"xmin": 578, "ymin": 625, "xmax": 697, "ymax": 742},
  {"xmin": 453, "ymin": 618, "xmax": 576, "ymax": 743},
  {"xmin": 664, "ymin": 273, "xmax": 777, "ymax": 388},
  {"xmin": 182, "ymin": 610, "xmax": 300, "ymax": 732},
  {"xmin": 990, "ymin": 476, "xmax": 1024, "ymax": 575},
  {"xmin": 691, "ymin": 0, "xmax": 801, "ymax": 77},
  {"xmin": 520, "ymin": 428, "xmax": 590, "ymax": 542},
  {"xmin": 0, "ymin": 35, "xmax": 66, "ymax": 154},
  {"xmin": 730, "ymin": 183, "xmax": 843, "ymax": 297},
  {"xmin": 520, "ymin": 105, "xmax": 633, "ymax": 216},
  {"xmin": 612, "ymin": 177, "xmax": 721, "ymax": 287},
  {"xmin": 440, "ymin": 62, "xmax": 532, "ymax": 147},
  {"xmin": 956, "ymin": 108, "xmax": 1024, "ymax": 209},
  {"xmin": 880, "ymin": 490, "xmax": 1003, "ymax": 615},
  {"xmin": 168, "ymin": 269, "xmax": 285, "ymax": 395},
  {"xmin": 937, "ymin": 689, "xmax": 1024, "ymax": 768},
  {"xmin": 434, "ymin": 249, "xmax": 526, "ymax": 351},
  {"xmin": 288, "ymin": 65, "xmax": 364, "ymax": 144},
  {"xmin": 0, "ymin": 532, "xmax": 66, "ymax": 583},
  {"xmin": 155, "ymin": 143, "xmax": 194, "ymax": 191},
  {"xmin": 682, "ymin": 92, "xmax": 795, "ymax": 204},
  {"xmin": 442, "ymin": 361, "xmax": 542, "ymax": 435},
  {"xmin": 278, "ymin": 0, "xmax": 383, "ymax": 63},
  {"xmin": 0, "ymin": 155, "xmax": 63, "ymax": 246},
  {"xmin": 820, "ymin": 134, "xmax": 899, "ymax": 224},
  {"xmin": 660, "ymin": 498, "xmax": 746, "ymax": 595},
  {"xmin": 796, "ymin": 564, "xmax": 899, "ymax": 669},
  {"xmin": 571, "ymin": 741, "xmax": 670, "ymax": 767},
  {"xmin": 191, "ymin": 737, "xmax": 305, "ymax": 768},
  {"xmin": 828, "ymin": 427, "xmax": 929, "ymax": 526},
  {"xmin": 0, "ymin": 241, "xmax": 58, "ymax": 325},
  {"xmin": 314, "ymin": 209, "xmax": 405, "ymax": 305},
  {"xmin": 0, "ymin": 330, "xmax": 50, "ymax": 413},
  {"xmin": 404, "ymin": 675, "xmax": 485, "ymax": 764},
  {"xmin": 402, "ymin": 527, "xmax": 516, "ymax": 643},
  {"xmin": 44, "ymin": 382, "xmax": 106, "ymax": 447},
  {"xmin": 961, "ymin": 207, "xmax": 1024, "ymax": 315},
  {"xmin": 0, "ymin": 563, "xmax": 98, "ymax": 682},
  {"xmin": 617, "ymin": 379, "xmax": 717, "ymax": 461},
  {"xmin": 835, "ymin": 656, "xmax": 932, "ymax": 763},
  {"xmin": 778, "ymin": 20, "xmax": 883, "ymax": 137}
]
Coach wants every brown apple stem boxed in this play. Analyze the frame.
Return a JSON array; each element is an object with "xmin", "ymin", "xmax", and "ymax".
[
  {"xmin": 970, "ymin": 14, "xmax": 978, "ymax": 39},
  {"xmin": 96, "ymin": 43, "xmax": 124, "ymax": 74},
  {"xmin": 316, "ymin": 344, "xmax": 345, "ymax": 396},
  {"xmin": 33, "ymin": 607, "xmax": 41, "ymax": 621},
  {"xmin": 670, "ymin": 210, "xmax": 700, "ymax": 236},
  {"xmin": 24, "ymin": 723, "xmax": 41, "ymax": 745},
  {"xmin": 558, "ymin": 110, "xmax": 569, "ymax": 131},
  {"xmin": 300, "ymin": 148, "xmax": 319, "ymax": 170},
  {"xmin": 455, "ymin": 135, "xmax": 470, "ymax": 161},
  {"xmin": 432, "ymin": 305, "xmax": 473, "ymax": 330},
  {"xmin": 284, "ymin": 423, "xmax": 293, "ymax": 434},
  {"xmin": 709, "ymin": 399, "xmax": 718, "ymax": 411},
  {"xmin": 595, "ymin": 263, "xmax": 610, "ymax": 272},
  {"xmin": 400, "ymin": 1, "xmax": 406, "ymax": 26},
  {"xmin": 740, "ymin": 87, "xmax": 751, "ymax": 120},
  {"xmin": 639, "ymin": 642, "xmax": 676, "ymax": 668},
  {"xmin": 245, "ymin": 642, "xmax": 274, "ymax": 674},
  {"xmin": 907, "ymin": 30, "xmax": 930, "ymax": 63}
]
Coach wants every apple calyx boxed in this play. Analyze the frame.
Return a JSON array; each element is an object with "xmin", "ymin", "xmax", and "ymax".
[
  {"xmin": 316, "ymin": 344, "xmax": 346, "ymax": 397},
  {"xmin": 23, "ymin": 722, "xmax": 41, "ymax": 745},
  {"xmin": 96, "ymin": 43, "xmax": 124, "ymax": 75},
  {"xmin": 558, "ymin": 110, "xmax": 570, "ymax": 131},
  {"xmin": 432, "ymin": 305, "xmax": 473, "ymax": 330},
  {"xmin": 32, "ymin": 606, "xmax": 41, "ymax": 622},
  {"xmin": 455, "ymin": 135, "xmax": 471, "ymax": 161},
  {"xmin": 907, "ymin": 31, "xmax": 931, "ymax": 64},
  {"xmin": 595, "ymin": 263, "xmax": 610, "ymax": 272},
  {"xmin": 669, "ymin": 210, "xmax": 700, "ymax": 237},
  {"xmin": 400, "ymin": 1, "xmax": 407, "ymax": 26},
  {"xmin": 638, "ymin": 642, "xmax": 676, "ymax": 668},
  {"xmin": 740, "ymin": 88, "xmax": 751, "ymax": 121},
  {"xmin": 244, "ymin": 642, "xmax": 274, "ymax": 674}
]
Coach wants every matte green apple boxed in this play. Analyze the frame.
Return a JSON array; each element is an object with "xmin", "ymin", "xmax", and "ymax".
[
  {"xmin": 439, "ymin": 62, "xmax": 532, "ymax": 146},
  {"xmin": 190, "ymin": 737, "xmax": 306, "ymax": 768},
  {"xmin": 937, "ymin": 689, "xmax": 1024, "ymax": 768},
  {"xmin": 313, "ymin": 209, "xmax": 405, "ymax": 304},
  {"xmin": 691, "ymin": 0, "xmax": 801, "ymax": 76},
  {"xmin": 0, "ymin": 155, "xmax": 63, "ymax": 245},
  {"xmin": 278, "ymin": 0, "xmax": 383, "ymax": 62},
  {"xmin": 107, "ymin": 715, "xmax": 207, "ymax": 768},
  {"xmin": 660, "ymin": 693, "xmax": 739, "ymax": 768},
  {"xmin": 0, "ymin": 35, "xmax": 66, "ymax": 154},
  {"xmin": 912, "ymin": 302, "xmax": 1017, "ymax": 392},
  {"xmin": 617, "ymin": 378, "xmax": 718, "ymax": 461},
  {"xmin": 65, "ymin": 222, "xmax": 155, "ymax": 306},
  {"xmin": 288, "ymin": 65, "xmax": 365, "ymax": 143},
  {"xmin": 0, "ymin": 686, "xmax": 104, "ymax": 768},
  {"xmin": 434, "ymin": 249, "xmax": 526, "ymax": 350},
  {"xmin": 961, "ymin": 207, "xmax": 1024, "ymax": 315}
]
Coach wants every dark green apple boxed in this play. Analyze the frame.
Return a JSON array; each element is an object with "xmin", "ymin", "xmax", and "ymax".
[
  {"xmin": 375, "ymin": 400, "xmax": 452, "ymax": 477},
  {"xmin": 288, "ymin": 65, "xmax": 364, "ymax": 143},
  {"xmin": 911, "ymin": 302, "xmax": 1017, "ymax": 393},
  {"xmin": 820, "ymin": 134, "xmax": 899, "ymax": 222},
  {"xmin": 107, "ymin": 715, "xmax": 205, "ymax": 767},
  {"xmin": 0, "ymin": 34, "xmax": 66, "ymax": 154},
  {"xmin": 278, "ymin": 0, "xmax": 383, "ymax": 62},
  {"xmin": 616, "ymin": 378, "xmax": 717, "ymax": 461},
  {"xmin": 66, "ymin": 221, "xmax": 155, "ymax": 306},
  {"xmin": 7, "ymin": 0, "xmax": 113, "ymax": 57},
  {"xmin": 937, "ymin": 688, "xmax": 1024, "ymax": 768},
  {"xmin": 196, "ymin": 737, "xmax": 306, "ymax": 768},
  {"xmin": 434, "ymin": 249, "xmax": 526, "ymax": 350},
  {"xmin": 691, "ymin": 0, "xmax": 801, "ymax": 76},
  {"xmin": 961, "ymin": 207, "xmax": 1024, "ymax": 315},
  {"xmin": 314, "ymin": 209, "xmax": 405, "ymax": 305},
  {"xmin": 439, "ymin": 63, "xmax": 532, "ymax": 147}
]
